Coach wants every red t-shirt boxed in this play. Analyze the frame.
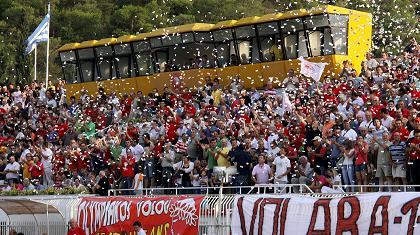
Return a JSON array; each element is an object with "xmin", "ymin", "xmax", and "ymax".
[
  {"xmin": 121, "ymin": 155, "xmax": 135, "ymax": 178},
  {"xmin": 354, "ymin": 143, "xmax": 368, "ymax": 165},
  {"xmin": 407, "ymin": 137, "xmax": 420, "ymax": 161},
  {"xmin": 393, "ymin": 128, "xmax": 410, "ymax": 142},
  {"xmin": 68, "ymin": 227, "xmax": 84, "ymax": 235},
  {"xmin": 29, "ymin": 162, "xmax": 44, "ymax": 178},
  {"xmin": 314, "ymin": 175, "xmax": 331, "ymax": 188}
]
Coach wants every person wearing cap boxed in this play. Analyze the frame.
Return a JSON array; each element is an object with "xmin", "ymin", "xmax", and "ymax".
[{"xmin": 307, "ymin": 136, "xmax": 327, "ymax": 175}]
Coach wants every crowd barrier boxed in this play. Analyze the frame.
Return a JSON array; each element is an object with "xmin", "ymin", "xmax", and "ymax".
[{"xmin": 0, "ymin": 184, "xmax": 419, "ymax": 235}]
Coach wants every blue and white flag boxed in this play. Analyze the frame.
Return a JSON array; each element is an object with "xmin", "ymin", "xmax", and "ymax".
[{"xmin": 25, "ymin": 13, "xmax": 50, "ymax": 54}]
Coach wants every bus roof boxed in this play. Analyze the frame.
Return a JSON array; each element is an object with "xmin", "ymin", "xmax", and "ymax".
[{"xmin": 58, "ymin": 5, "xmax": 371, "ymax": 52}]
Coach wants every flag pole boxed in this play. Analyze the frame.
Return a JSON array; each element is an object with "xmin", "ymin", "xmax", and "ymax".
[
  {"xmin": 45, "ymin": 3, "xmax": 50, "ymax": 89},
  {"xmin": 34, "ymin": 45, "xmax": 37, "ymax": 82}
]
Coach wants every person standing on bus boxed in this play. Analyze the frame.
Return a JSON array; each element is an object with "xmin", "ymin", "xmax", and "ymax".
[{"xmin": 270, "ymin": 40, "xmax": 283, "ymax": 61}]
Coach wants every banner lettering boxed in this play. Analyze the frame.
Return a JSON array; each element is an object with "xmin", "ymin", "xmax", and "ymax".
[
  {"xmin": 78, "ymin": 196, "xmax": 204, "ymax": 235},
  {"xmin": 232, "ymin": 193, "xmax": 420, "ymax": 235}
]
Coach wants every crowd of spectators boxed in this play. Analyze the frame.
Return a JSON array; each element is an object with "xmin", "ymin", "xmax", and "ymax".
[{"xmin": 0, "ymin": 38, "xmax": 418, "ymax": 196}]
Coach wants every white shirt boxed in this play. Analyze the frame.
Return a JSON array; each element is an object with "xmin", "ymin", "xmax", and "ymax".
[
  {"xmin": 47, "ymin": 98, "xmax": 57, "ymax": 109},
  {"xmin": 381, "ymin": 115, "xmax": 394, "ymax": 130},
  {"xmin": 360, "ymin": 119, "xmax": 375, "ymax": 131},
  {"xmin": 136, "ymin": 229, "xmax": 146, "ymax": 235},
  {"xmin": 274, "ymin": 156, "xmax": 291, "ymax": 182},
  {"xmin": 122, "ymin": 144, "xmax": 144, "ymax": 162},
  {"xmin": 5, "ymin": 162, "xmax": 20, "ymax": 179},
  {"xmin": 41, "ymin": 148, "xmax": 53, "ymax": 170},
  {"xmin": 341, "ymin": 129, "xmax": 358, "ymax": 141}
]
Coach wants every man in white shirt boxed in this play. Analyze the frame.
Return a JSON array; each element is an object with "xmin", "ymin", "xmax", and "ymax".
[
  {"xmin": 121, "ymin": 140, "xmax": 144, "ymax": 162},
  {"xmin": 380, "ymin": 108, "xmax": 394, "ymax": 130},
  {"xmin": 40, "ymin": 143, "xmax": 54, "ymax": 186},
  {"xmin": 359, "ymin": 111, "xmax": 375, "ymax": 132},
  {"xmin": 341, "ymin": 119, "xmax": 358, "ymax": 141},
  {"xmin": 4, "ymin": 156, "xmax": 20, "ymax": 183},
  {"xmin": 133, "ymin": 221, "xmax": 146, "ymax": 235},
  {"xmin": 273, "ymin": 148, "xmax": 291, "ymax": 193}
]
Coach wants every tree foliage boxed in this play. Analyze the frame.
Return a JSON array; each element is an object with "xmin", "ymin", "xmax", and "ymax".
[{"xmin": 0, "ymin": 0, "xmax": 418, "ymax": 85}]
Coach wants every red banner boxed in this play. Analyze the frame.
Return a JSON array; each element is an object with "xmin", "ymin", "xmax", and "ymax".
[{"xmin": 77, "ymin": 196, "xmax": 204, "ymax": 235}]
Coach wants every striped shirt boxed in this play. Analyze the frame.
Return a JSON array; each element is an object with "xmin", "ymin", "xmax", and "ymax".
[
  {"xmin": 389, "ymin": 142, "xmax": 406, "ymax": 164},
  {"xmin": 174, "ymin": 140, "xmax": 188, "ymax": 154}
]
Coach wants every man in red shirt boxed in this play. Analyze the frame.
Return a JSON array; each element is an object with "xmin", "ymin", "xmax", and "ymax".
[
  {"xmin": 120, "ymin": 150, "xmax": 135, "ymax": 195},
  {"xmin": 67, "ymin": 218, "xmax": 84, "ymax": 235},
  {"xmin": 29, "ymin": 156, "xmax": 44, "ymax": 183},
  {"xmin": 309, "ymin": 167, "xmax": 332, "ymax": 193},
  {"xmin": 392, "ymin": 119, "xmax": 410, "ymax": 141}
]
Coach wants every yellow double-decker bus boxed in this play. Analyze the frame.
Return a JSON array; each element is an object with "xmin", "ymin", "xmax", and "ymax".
[{"xmin": 58, "ymin": 5, "xmax": 372, "ymax": 97}]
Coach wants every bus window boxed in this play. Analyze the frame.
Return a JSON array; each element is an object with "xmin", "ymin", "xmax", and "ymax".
[
  {"xmin": 235, "ymin": 25, "xmax": 258, "ymax": 64},
  {"xmin": 257, "ymin": 22, "xmax": 279, "ymax": 36},
  {"xmin": 60, "ymin": 51, "xmax": 80, "ymax": 84},
  {"xmin": 284, "ymin": 35, "xmax": 297, "ymax": 59},
  {"xmin": 281, "ymin": 18, "xmax": 307, "ymax": 59},
  {"xmin": 194, "ymin": 32, "xmax": 213, "ymax": 43},
  {"xmin": 62, "ymin": 63, "xmax": 79, "ymax": 84},
  {"xmin": 136, "ymin": 52, "xmax": 152, "ymax": 76},
  {"xmin": 329, "ymin": 14, "xmax": 349, "ymax": 28},
  {"xmin": 80, "ymin": 61, "xmax": 94, "ymax": 82},
  {"xmin": 305, "ymin": 14, "xmax": 329, "ymax": 29},
  {"xmin": 298, "ymin": 32, "xmax": 309, "ymax": 58},
  {"xmin": 182, "ymin": 33, "xmax": 194, "ymax": 44},
  {"xmin": 133, "ymin": 41, "xmax": 152, "ymax": 76},
  {"xmin": 308, "ymin": 31, "xmax": 321, "ymax": 57},
  {"xmin": 257, "ymin": 22, "xmax": 281, "ymax": 62},
  {"xmin": 78, "ymin": 48, "xmax": 95, "ymax": 82},
  {"xmin": 115, "ymin": 43, "xmax": 134, "ymax": 78},
  {"xmin": 150, "ymin": 37, "xmax": 162, "ymax": 48},
  {"xmin": 329, "ymin": 14, "xmax": 348, "ymax": 55},
  {"xmin": 213, "ymin": 29, "xmax": 237, "ymax": 67},
  {"xmin": 154, "ymin": 49, "xmax": 169, "ymax": 72},
  {"xmin": 162, "ymin": 34, "xmax": 182, "ymax": 46},
  {"xmin": 331, "ymin": 27, "xmax": 347, "ymax": 55},
  {"xmin": 323, "ymin": 28, "xmax": 334, "ymax": 55},
  {"xmin": 95, "ymin": 46, "xmax": 114, "ymax": 80}
]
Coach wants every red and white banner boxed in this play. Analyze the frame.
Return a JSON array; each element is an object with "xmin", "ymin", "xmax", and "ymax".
[
  {"xmin": 232, "ymin": 193, "xmax": 420, "ymax": 235},
  {"xmin": 77, "ymin": 196, "xmax": 204, "ymax": 235}
]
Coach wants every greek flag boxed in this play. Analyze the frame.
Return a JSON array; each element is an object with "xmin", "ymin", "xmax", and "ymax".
[{"xmin": 25, "ymin": 13, "xmax": 50, "ymax": 54}]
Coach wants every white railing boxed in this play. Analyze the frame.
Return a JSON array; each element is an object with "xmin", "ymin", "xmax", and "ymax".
[
  {"xmin": 107, "ymin": 184, "xmax": 314, "ymax": 196},
  {"xmin": 0, "ymin": 221, "xmax": 66, "ymax": 235},
  {"xmin": 333, "ymin": 184, "xmax": 420, "ymax": 193}
]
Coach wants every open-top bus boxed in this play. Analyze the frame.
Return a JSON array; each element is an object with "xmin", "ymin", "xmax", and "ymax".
[{"xmin": 58, "ymin": 5, "xmax": 372, "ymax": 97}]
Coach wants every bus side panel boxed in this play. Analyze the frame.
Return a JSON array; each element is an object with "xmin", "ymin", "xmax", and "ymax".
[
  {"xmin": 348, "ymin": 13, "xmax": 372, "ymax": 73},
  {"xmin": 238, "ymin": 64, "xmax": 263, "ymax": 89},
  {"xmin": 216, "ymin": 66, "xmax": 240, "ymax": 88},
  {"xmin": 119, "ymin": 77, "xmax": 140, "ymax": 95},
  {"xmin": 181, "ymin": 69, "xmax": 217, "ymax": 90},
  {"xmin": 261, "ymin": 61, "xmax": 287, "ymax": 87},
  {"xmin": 97, "ymin": 80, "xmax": 120, "ymax": 96}
]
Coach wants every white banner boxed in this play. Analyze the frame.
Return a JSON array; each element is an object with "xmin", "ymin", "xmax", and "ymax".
[
  {"xmin": 298, "ymin": 56, "xmax": 327, "ymax": 82},
  {"xmin": 232, "ymin": 193, "xmax": 420, "ymax": 235}
]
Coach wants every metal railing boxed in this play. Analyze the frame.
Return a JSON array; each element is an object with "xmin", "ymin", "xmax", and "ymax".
[
  {"xmin": 0, "ymin": 221, "xmax": 66, "ymax": 235},
  {"xmin": 333, "ymin": 184, "xmax": 420, "ymax": 193},
  {"xmin": 108, "ymin": 184, "xmax": 314, "ymax": 196}
]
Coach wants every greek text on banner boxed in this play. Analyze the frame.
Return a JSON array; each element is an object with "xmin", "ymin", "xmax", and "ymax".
[
  {"xmin": 232, "ymin": 193, "xmax": 420, "ymax": 235},
  {"xmin": 78, "ymin": 196, "xmax": 204, "ymax": 235}
]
